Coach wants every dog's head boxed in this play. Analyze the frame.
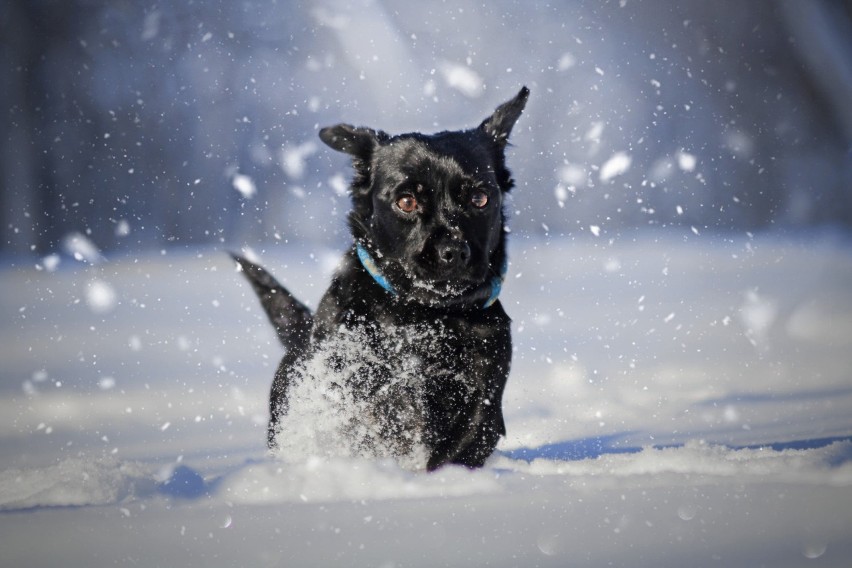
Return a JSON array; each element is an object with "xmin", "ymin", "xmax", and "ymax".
[{"xmin": 320, "ymin": 87, "xmax": 529, "ymax": 308}]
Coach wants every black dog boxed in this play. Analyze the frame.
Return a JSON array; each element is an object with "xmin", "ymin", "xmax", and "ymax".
[{"xmin": 234, "ymin": 87, "xmax": 528, "ymax": 470}]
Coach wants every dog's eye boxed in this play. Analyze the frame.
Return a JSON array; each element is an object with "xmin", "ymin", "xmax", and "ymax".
[
  {"xmin": 396, "ymin": 195, "xmax": 418, "ymax": 213},
  {"xmin": 470, "ymin": 191, "xmax": 489, "ymax": 209}
]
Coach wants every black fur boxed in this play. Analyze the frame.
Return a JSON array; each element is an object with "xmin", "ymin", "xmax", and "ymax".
[{"xmin": 235, "ymin": 87, "xmax": 529, "ymax": 470}]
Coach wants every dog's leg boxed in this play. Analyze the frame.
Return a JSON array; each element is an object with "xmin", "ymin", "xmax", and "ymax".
[
  {"xmin": 443, "ymin": 403, "xmax": 506, "ymax": 469},
  {"xmin": 426, "ymin": 394, "xmax": 508, "ymax": 470},
  {"xmin": 426, "ymin": 323, "xmax": 511, "ymax": 471},
  {"xmin": 230, "ymin": 253, "xmax": 313, "ymax": 352}
]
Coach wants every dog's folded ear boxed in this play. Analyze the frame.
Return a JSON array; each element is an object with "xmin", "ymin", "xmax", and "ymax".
[
  {"xmin": 319, "ymin": 124, "xmax": 389, "ymax": 196},
  {"xmin": 479, "ymin": 86, "xmax": 530, "ymax": 145},
  {"xmin": 319, "ymin": 124, "xmax": 386, "ymax": 159}
]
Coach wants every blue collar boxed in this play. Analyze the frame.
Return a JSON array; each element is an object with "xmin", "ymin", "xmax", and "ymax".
[
  {"xmin": 355, "ymin": 243, "xmax": 397, "ymax": 295},
  {"xmin": 355, "ymin": 243, "xmax": 506, "ymax": 309}
]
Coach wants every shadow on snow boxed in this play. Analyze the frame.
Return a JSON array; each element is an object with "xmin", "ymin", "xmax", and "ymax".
[{"xmin": 502, "ymin": 434, "xmax": 852, "ymax": 464}]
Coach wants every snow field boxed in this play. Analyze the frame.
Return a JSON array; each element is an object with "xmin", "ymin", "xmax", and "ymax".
[{"xmin": 1, "ymin": 231, "xmax": 852, "ymax": 566}]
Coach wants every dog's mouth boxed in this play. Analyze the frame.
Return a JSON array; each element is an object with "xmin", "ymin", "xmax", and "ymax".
[
  {"xmin": 398, "ymin": 261, "xmax": 495, "ymax": 306},
  {"xmin": 403, "ymin": 260, "xmax": 485, "ymax": 293}
]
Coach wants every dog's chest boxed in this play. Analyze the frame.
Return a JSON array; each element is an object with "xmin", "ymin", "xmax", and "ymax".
[
  {"xmin": 279, "ymin": 318, "xmax": 470, "ymax": 466},
  {"xmin": 390, "ymin": 319, "xmax": 467, "ymax": 375},
  {"xmin": 332, "ymin": 316, "xmax": 479, "ymax": 395}
]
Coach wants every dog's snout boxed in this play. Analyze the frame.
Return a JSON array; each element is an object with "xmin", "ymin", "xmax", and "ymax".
[{"xmin": 437, "ymin": 240, "xmax": 471, "ymax": 267}]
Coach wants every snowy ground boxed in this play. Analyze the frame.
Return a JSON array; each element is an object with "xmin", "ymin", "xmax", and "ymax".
[{"xmin": 2, "ymin": 230, "xmax": 852, "ymax": 567}]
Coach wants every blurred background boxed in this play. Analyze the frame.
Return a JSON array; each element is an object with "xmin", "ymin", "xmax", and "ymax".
[{"xmin": 2, "ymin": 0, "xmax": 851, "ymax": 259}]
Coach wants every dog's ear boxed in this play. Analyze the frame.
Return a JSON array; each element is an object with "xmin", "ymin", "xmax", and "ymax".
[
  {"xmin": 319, "ymin": 124, "xmax": 388, "ymax": 201},
  {"xmin": 479, "ymin": 86, "xmax": 529, "ymax": 145},
  {"xmin": 319, "ymin": 124, "xmax": 385, "ymax": 159},
  {"xmin": 477, "ymin": 87, "xmax": 529, "ymax": 192}
]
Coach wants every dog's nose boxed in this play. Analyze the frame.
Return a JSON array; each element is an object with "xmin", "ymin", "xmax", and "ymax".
[{"xmin": 437, "ymin": 241, "xmax": 471, "ymax": 267}]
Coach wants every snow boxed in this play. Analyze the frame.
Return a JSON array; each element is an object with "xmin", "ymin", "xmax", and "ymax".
[
  {"xmin": 2, "ymin": 232, "xmax": 852, "ymax": 566},
  {"xmin": 231, "ymin": 172, "xmax": 257, "ymax": 199},
  {"xmin": 585, "ymin": 122, "xmax": 605, "ymax": 142},
  {"xmin": 85, "ymin": 279, "xmax": 118, "ymax": 314},
  {"xmin": 61, "ymin": 232, "xmax": 103, "ymax": 264},
  {"xmin": 677, "ymin": 150, "xmax": 697, "ymax": 172},
  {"xmin": 599, "ymin": 151, "xmax": 633, "ymax": 182},
  {"xmin": 329, "ymin": 173, "xmax": 349, "ymax": 197},
  {"xmin": 279, "ymin": 141, "xmax": 318, "ymax": 180},
  {"xmin": 39, "ymin": 253, "xmax": 60, "ymax": 272},
  {"xmin": 438, "ymin": 61, "xmax": 484, "ymax": 98},
  {"xmin": 557, "ymin": 163, "xmax": 586, "ymax": 188},
  {"xmin": 725, "ymin": 129, "xmax": 755, "ymax": 158},
  {"xmin": 557, "ymin": 52, "xmax": 576, "ymax": 71},
  {"xmin": 114, "ymin": 219, "xmax": 131, "ymax": 237},
  {"xmin": 0, "ymin": 458, "xmax": 155, "ymax": 510}
]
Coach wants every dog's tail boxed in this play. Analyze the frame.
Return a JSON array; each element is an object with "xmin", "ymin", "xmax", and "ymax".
[{"xmin": 230, "ymin": 253, "xmax": 313, "ymax": 351}]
